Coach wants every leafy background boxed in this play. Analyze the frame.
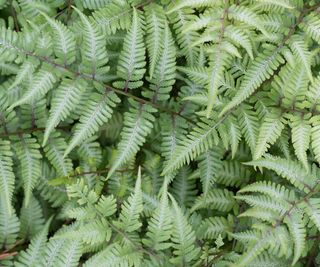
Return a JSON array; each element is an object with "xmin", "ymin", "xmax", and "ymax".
[{"xmin": 1, "ymin": 0, "xmax": 320, "ymax": 266}]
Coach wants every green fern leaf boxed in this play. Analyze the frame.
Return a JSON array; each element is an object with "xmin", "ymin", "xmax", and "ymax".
[
  {"xmin": 169, "ymin": 194, "xmax": 200, "ymax": 265},
  {"xmin": 43, "ymin": 79, "xmax": 85, "ymax": 146},
  {"xmin": 167, "ymin": 0, "xmax": 218, "ymax": 14},
  {"xmin": 220, "ymin": 48, "xmax": 284, "ymax": 116},
  {"xmin": 162, "ymin": 118, "xmax": 219, "ymax": 175},
  {"xmin": 291, "ymin": 114, "xmax": 311, "ymax": 170},
  {"xmin": 0, "ymin": 201, "xmax": 19, "ymax": 248},
  {"xmin": 113, "ymin": 8, "xmax": 146, "ymax": 90},
  {"xmin": 9, "ymin": 69, "xmax": 56, "ymax": 109},
  {"xmin": 41, "ymin": 237, "xmax": 82, "ymax": 267},
  {"xmin": 0, "ymin": 140, "xmax": 15, "ymax": 216},
  {"xmin": 107, "ymin": 101, "xmax": 155, "ymax": 178},
  {"xmin": 301, "ymin": 11, "xmax": 320, "ymax": 44},
  {"xmin": 7, "ymin": 59, "xmax": 38, "ymax": 91},
  {"xmin": 253, "ymin": 111, "xmax": 285, "ymax": 160},
  {"xmin": 301, "ymin": 198, "xmax": 320, "ymax": 232},
  {"xmin": 15, "ymin": 218, "xmax": 51, "ymax": 267},
  {"xmin": 289, "ymin": 35, "xmax": 313, "ymax": 82},
  {"xmin": 253, "ymin": 0, "xmax": 293, "ymax": 9},
  {"xmin": 311, "ymin": 116, "xmax": 320, "ymax": 165},
  {"xmin": 83, "ymin": 243, "xmax": 142, "ymax": 267},
  {"xmin": 19, "ymin": 196, "xmax": 44, "ymax": 240},
  {"xmin": 74, "ymin": 7, "xmax": 109, "ymax": 79},
  {"xmin": 284, "ymin": 210, "xmax": 306, "ymax": 265},
  {"xmin": 198, "ymin": 147, "xmax": 223, "ymax": 196},
  {"xmin": 145, "ymin": 4, "xmax": 166, "ymax": 80},
  {"xmin": 239, "ymin": 104, "xmax": 259, "ymax": 153},
  {"xmin": 14, "ymin": 134, "xmax": 42, "ymax": 206},
  {"xmin": 245, "ymin": 155, "xmax": 317, "ymax": 193},
  {"xmin": 41, "ymin": 12, "xmax": 76, "ymax": 65},
  {"xmin": 199, "ymin": 216, "xmax": 232, "ymax": 239},
  {"xmin": 144, "ymin": 22, "xmax": 176, "ymax": 102},
  {"xmin": 143, "ymin": 188, "xmax": 172, "ymax": 250},
  {"xmin": 191, "ymin": 189, "xmax": 235, "ymax": 212},
  {"xmin": 92, "ymin": 1, "xmax": 132, "ymax": 34},
  {"xmin": 115, "ymin": 167, "xmax": 143, "ymax": 232},
  {"xmin": 64, "ymin": 92, "xmax": 120, "ymax": 157},
  {"xmin": 228, "ymin": 5, "xmax": 269, "ymax": 36},
  {"xmin": 43, "ymin": 132, "xmax": 73, "ymax": 177}
]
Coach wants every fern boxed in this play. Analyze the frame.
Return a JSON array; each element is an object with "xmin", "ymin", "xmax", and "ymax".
[
  {"xmin": 13, "ymin": 134, "xmax": 42, "ymax": 206},
  {"xmin": 0, "ymin": 140, "xmax": 14, "ymax": 216},
  {"xmin": 115, "ymin": 166, "xmax": 143, "ymax": 232},
  {"xmin": 113, "ymin": 8, "xmax": 146, "ymax": 90},
  {"xmin": 14, "ymin": 219, "xmax": 51, "ymax": 267},
  {"xmin": 107, "ymin": 100, "xmax": 155, "ymax": 178},
  {"xmin": 43, "ymin": 78, "xmax": 85, "ymax": 146},
  {"xmin": 1, "ymin": 1, "xmax": 320, "ymax": 266},
  {"xmin": 64, "ymin": 92, "xmax": 120, "ymax": 157}
]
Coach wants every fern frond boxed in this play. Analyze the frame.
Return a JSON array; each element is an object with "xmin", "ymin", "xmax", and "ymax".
[
  {"xmin": 225, "ymin": 25, "xmax": 254, "ymax": 59},
  {"xmin": 41, "ymin": 237, "xmax": 82, "ymax": 267},
  {"xmin": 0, "ymin": 201, "xmax": 19, "ymax": 249},
  {"xmin": 245, "ymin": 155, "xmax": 317, "ymax": 192},
  {"xmin": 9, "ymin": 69, "xmax": 56, "ymax": 109},
  {"xmin": 238, "ymin": 104, "xmax": 259, "ymax": 153},
  {"xmin": 230, "ymin": 230, "xmax": 274, "ymax": 267},
  {"xmin": 228, "ymin": 5, "xmax": 269, "ymax": 36},
  {"xmin": 74, "ymin": 7, "xmax": 109, "ymax": 79},
  {"xmin": 143, "ymin": 188, "xmax": 172, "ymax": 250},
  {"xmin": 301, "ymin": 11, "xmax": 320, "ymax": 44},
  {"xmin": 167, "ymin": 0, "xmax": 218, "ymax": 14},
  {"xmin": 43, "ymin": 132, "xmax": 73, "ymax": 177},
  {"xmin": 113, "ymin": 8, "xmax": 146, "ymax": 90},
  {"xmin": 170, "ymin": 166, "xmax": 198, "ymax": 207},
  {"xmin": 19, "ymin": 196, "xmax": 44, "ymax": 240},
  {"xmin": 91, "ymin": 1, "xmax": 132, "ymax": 34},
  {"xmin": 57, "ymin": 219, "xmax": 111, "ymax": 245},
  {"xmin": 206, "ymin": 49, "xmax": 231, "ymax": 117},
  {"xmin": 162, "ymin": 118, "xmax": 219, "ymax": 175},
  {"xmin": 15, "ymin": 218, "xmax": 51, "ymax": 267},
  {"xmin": 64, "ymin": 92, "xmax": 120, "ymax": 157},
  {"xmin": 253, "ymin": 0, "xmax": 293, "ymax": 9},
  {"xmin": 82, "ymin": 0, "xmax": 110, "ymax": 10},
  {"xmin": 107, "ymin": 101, "xmax": 155, "ymax": 178},
  {"xmin": 169, "ymin": 9, "xmax": 199, "ymax": 66},
  {"xmin": 284, "ymin": 210, "xmax": 306, "ymax": 265},
  {"xmin": 311, "ymin": 116, "xmax": 320, "ymax": 166},
  {"xmin": 220, "ymin": 48, "xmax": 284, "ymax": 116},
  {"xmin": 14, "ymin": 134, "xmax": 42, "ymax": 206},
  {"xmin": 191, "ymin": 189, "xmax": 235, "ymax": 212},
  {"xmin": 41, "ymin": 12, "xmax": 76, "ymax": 65},
  {"xmin": 145, "ymin": 4, "xmax": 166, "ymax": 80},
  {"xmin": 238, "ymin": 181, "xmax": 294, "ymax": 201},
  {"xmin": 7, "ymin": 59, "xmax": 38, "ymax": 91},
  {"xmin": 178, "ymin": 66, "xmax": 208, "ymax": 86},
  {"xmin": 301, "ymin": 198, "xmax": 320, "ymax": 232},
  {"xmin": 0, "ymin": 140, "xmax": 14, "ymax": 216},
  {"xmin": 169, "ymin": 194, "xmax": 200, "ymax": 265},
  {"xmin": 215, "ymin": 160, "xmax": 251, "ymax": 187},
  {"xmin": 253, "ymin": 111, "xmax": 285, "ymax": 160},
  {"xmin": 290, "ymin": 114, "xmax": 311, "ymax": 170},
  {"xmin": 199, "ymin": 216, "xmax": 232, "ymax": 239},
  {"xmin": 198, "ymin": 147, "xmax": 223, "ymax": 196},
  {"xmin": 144, "ymin": 22, "xmax": 176, "ymax": 102},
  {"xmin": 116, "ymin": 167, "xmax": 143, "ymax": 232},
  {"xmin": 43, "ymin": 79, "xmax": 85, "ymax": 146},
  {"xmin": 289, "ymin": 35, "xmax": 313, "ymax": 82},
  {"xmin": 83, "ymin": 243, "xmax": 142, "ymax": 267}
]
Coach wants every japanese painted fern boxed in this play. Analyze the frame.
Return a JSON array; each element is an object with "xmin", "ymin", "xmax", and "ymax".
[{"xmin": 1, "ymin": 0, "xmax": 320, "ymax": 266}]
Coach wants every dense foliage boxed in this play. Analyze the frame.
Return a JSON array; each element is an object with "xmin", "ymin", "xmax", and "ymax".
[{"xmin": 1, "ymin": 0, "xmax": 320, "ymax": 266}]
